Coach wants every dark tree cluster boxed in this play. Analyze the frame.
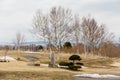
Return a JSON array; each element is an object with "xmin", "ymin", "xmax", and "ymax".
[{"xmin": 59, "ymin": 55, "xmax": 83, "ymax": 71}]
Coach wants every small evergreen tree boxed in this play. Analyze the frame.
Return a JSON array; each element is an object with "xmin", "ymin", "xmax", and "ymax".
[
  {"xmin": 68, "ymin": 55, "xmax": 83, "ymax": 70},
  {"xmin": 63, "ymin": 42, "xmax": 72, "ymax": 48},
  {"xmin": 59, "ymin": 55, "xmax": 83, "ymax": 71},
  {"xmin": 69, "ymin": 55, "xmax": 81, "ymax": 65}
]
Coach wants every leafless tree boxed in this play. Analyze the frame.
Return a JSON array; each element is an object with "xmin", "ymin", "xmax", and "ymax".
[
  {"xmin": 32, "ymin": 6, "xmax": 74, "ymax": 51},
  {"xmin": 99, "ymin": 33, "xmax": 115, "ymax": 56},
  {"xmin": 32, "ymin": 11, "xmax": 50, "ymax": 41},
  {"xmin": 50, "ymin": 6, "xmax": 74, "ymax": 51},
  {"xmin": 72, "ymin": 15, "xmax": 81, "ymax": 53},
  {"xmin": 13, "ymin": 32, "xmax": 25, "ymax": 50},
  {"xmin": 13, "ymin": 32, "xmax": 25, "ymax": 59},
  {"xmin": 81, "ymin": 17, "xmax": 110, "ymax": 54},
  {"xmin": 32, "ymin": 10, "xmax": 52, "ymax": 50}
]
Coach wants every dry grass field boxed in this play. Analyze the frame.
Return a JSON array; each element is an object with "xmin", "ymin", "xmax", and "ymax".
[
  {"xmin": 0, "ymin": 71, "xmax": 74, "ymax": 80},
  {"xmin": 0, "ymin": 50, "xmax": 120, "ymax": 80}
]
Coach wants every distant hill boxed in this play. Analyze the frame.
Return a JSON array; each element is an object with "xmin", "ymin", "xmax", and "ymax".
[
  {"xmin": 0, "ymin": 41, "xmax": 76, "ymax": 47},
  {"xmin": 0, "ymin": 41, "xmax": 47, "ymax": 47}
]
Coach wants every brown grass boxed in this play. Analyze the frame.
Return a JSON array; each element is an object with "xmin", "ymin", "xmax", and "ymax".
[
  {"xmin": 0, "ymin": 50, "xmax": 114, "ymax": 66},
  {"xmin": 0, "ymin": 61, "xmax": 75, "ymax": 80},
  {"xmin": 0, "ymin": 50, "xmax": 120, "ymax": 80},
  {"xmin": 0, "ymin": 71, "xmax": 74, "ymax": 80}
]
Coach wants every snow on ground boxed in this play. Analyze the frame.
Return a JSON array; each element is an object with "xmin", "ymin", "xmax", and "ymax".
[
  {"xmin": 81, "ymin": 66, "xmax": 88, "ymax": 68},
  {"xmin": 40, "ymin": 64, "xmax": 49, "ymax": 67},
  {"xmin": 0, "ymin": 56, "xmax": 16, "ymax": 61},
  {"xmin": 74, "ymin": 74, "xmax": 120, "ymax": 79}
]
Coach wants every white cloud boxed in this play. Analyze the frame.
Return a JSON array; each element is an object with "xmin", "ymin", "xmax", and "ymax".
[{"xmin": 0, "ymin": 0, "xmax": 120, "ymax": 42}]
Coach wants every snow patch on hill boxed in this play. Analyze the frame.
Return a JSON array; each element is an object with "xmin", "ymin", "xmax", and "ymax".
[
  {"xmin": 74, "ymin": 74, "xmax": 120, "ymax": 79},
  {"xmin": 0, "ymin": 56, "xmax": 16, "ymax": 61}
]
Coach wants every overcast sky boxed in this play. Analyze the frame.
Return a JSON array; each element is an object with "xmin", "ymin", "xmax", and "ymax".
[{"xmin": 0, "ymin": 0, "xmax": 120, "ymax": 42}]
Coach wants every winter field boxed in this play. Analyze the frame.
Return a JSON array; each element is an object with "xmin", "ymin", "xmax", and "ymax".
[{"xmin": 0, "ymin": 50, "xmax": 120, "ymax": 80}]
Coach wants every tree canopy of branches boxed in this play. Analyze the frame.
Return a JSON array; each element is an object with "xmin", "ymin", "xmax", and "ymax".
[
  {"xmin": 81, "ymin": 17, "xmax": 113, "ymax": 54},
  {"xmin": 32, "ymin": 6, "xmax": 74, "ymax": 50},
  {"xmin": 72, "ymin": 15, "xmax": 81, "ymax": 53},
  {"xmin": 32, "ymin": 6, "xmax": 114, "ymax": 54},
  {"xmin": 13, "ymin": 32, "xmax": 25, "ymax": 50}
]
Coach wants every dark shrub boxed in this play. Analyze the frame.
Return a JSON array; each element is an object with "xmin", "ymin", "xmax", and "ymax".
[
  {"xmin": 59, "ymin": 62, "xmax": 69, "ymax": 66},
  {"xmin": 34, "ymin": 63, "xmax": 40, "ymax": 66},
  {"xmin": 63, "ymin": 42, "xmax": 72, "ymax": 48},
  {"xmin": 38, "ymin": 45, "xmax": 43, "ymax": 50},
  {"xmin": 68, "ymin": 65, "xmax": 81, "ymax": 71},
  {"xmin": 69, "ymin": 62, "xmax": 74, "ymax": 66},
  {"xmin": 69, "ymin": 55, "xmax": 81, "ymax": 64},
  {"xmin": 69, "ymin": 55, "xmax": 81, "ymax": 60},
  {"xmin": 76, "ymin": 62, "xmax": 84, "ymax": 65},
  {"xmin": 59, "ymin": 55, "xmax": 83, "ymax": 71},
  {"xmin": 69, "ymin": 65, "xmax": 76, "ymax": 70},
  {"xmin": 68, "ymin": 55, "xmax": 82, "ymax": 70}
]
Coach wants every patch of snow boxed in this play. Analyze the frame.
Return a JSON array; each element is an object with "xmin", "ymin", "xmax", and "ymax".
[
  {"xmin": 58, "ymin": 65, "xmax": 68, "ymax": 68},
  {"xmin": 81, "ymin": 66, "xmax": 88, "ymax": 68},
  {"xmin": 57, "ymin": 65, "xmax": 87, "ymax": 68},
  {"xmin": 74, "ymin": 74, "xmax": 120, "ymax": 79},
  {"xmin": 0, "ymin": 56, "xmax": 16, "ymax": 61},
  {"xmin": 41, "ymin": 64, "xmax": 49, "ymax": 67}
]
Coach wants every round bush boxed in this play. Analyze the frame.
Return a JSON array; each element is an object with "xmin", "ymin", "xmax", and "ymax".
[
  {"xmin": 63, "ymin": 42, "xmax": 72, "ymax": 48},
  {"xmin": 69, "ymin": 55, "xmax": 81, "ymax": 61},
  {"xmin": 59, "ymin": 62, "xmax": 69, "ymax": 66}
]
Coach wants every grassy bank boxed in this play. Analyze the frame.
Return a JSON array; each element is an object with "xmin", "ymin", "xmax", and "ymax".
[
  {"xmin": 0, "ymin": 71, "xmax": 74, "ymax": 80},
  {"xmin": 0, "ymin": 50, "xmax": 120, "ymax": 80},
  {"xmin": 0, "ymin": 50, "xmax": 114, "ymax": 67}
]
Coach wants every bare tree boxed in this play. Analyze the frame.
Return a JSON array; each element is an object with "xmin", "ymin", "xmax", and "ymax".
[
  {"xmin": 72, "ymin": 15, "xmax": 81, "ymax": 53},
  {"xmin": 14, "ymin": 32, "xmax": 25, "ymax": 50},
  {"xmin": 99, "ymin": 33, "xmax": 115, "ymax": 56},
  {"xmin": 81, "ymin": 17, "xmax": 109, "ymax": 54},
  {"xmin": 13, "ymin": 32, "xmax": 25, "ymax": 59},
  {"xmin": 32, "ymin": 10, "xmax": 52, "ymax": 50},
  {"xmin": 32, "ymin": 6, "xmax": 74, "ymax": 51},
  {"xmin": 50, "ymin": 6, "xmax": 74, "ymax": 51},
  {"xmin": 32, "ymin": 11, "xmax": 50, "ymax": 41}
]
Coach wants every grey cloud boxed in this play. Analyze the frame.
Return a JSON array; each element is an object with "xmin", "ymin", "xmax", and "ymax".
[
  {"xmin": 81, "ymin": 0, "xmax": 120, "ymax": 14},
  {"xmin": 0, "ymin": 0, "xmax": 120, "ymax": 42}
]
